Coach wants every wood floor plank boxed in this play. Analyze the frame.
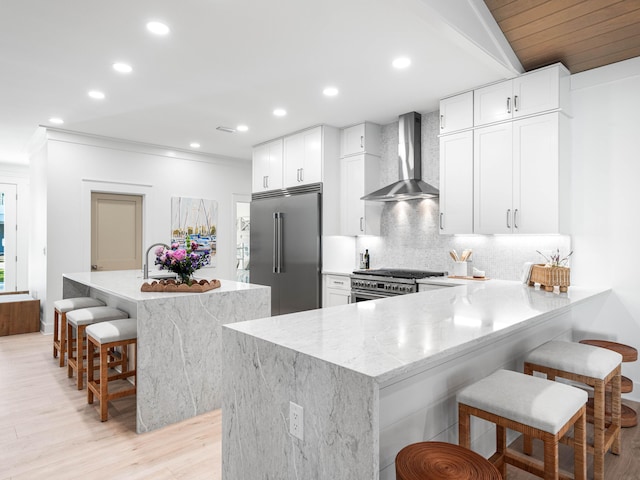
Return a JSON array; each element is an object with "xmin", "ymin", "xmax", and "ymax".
[
  {"xmin": 2, "ymin": 332, "xmax": 639, "ymax": 478},
  {"xmin": 1, "ymin": 332, "xmax": 220, "ymax": 479}
]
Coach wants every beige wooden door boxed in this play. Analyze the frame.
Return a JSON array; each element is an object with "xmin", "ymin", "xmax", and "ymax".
[{"xmin": 91, "ymin": 193, "xmax": 142, "ymax": 271}]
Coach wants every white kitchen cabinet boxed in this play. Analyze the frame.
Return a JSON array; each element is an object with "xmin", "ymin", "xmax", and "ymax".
[
  {"xmin": 474, "ymin": 64, "xmax": 569, "ymax": 127},
  {"xmin": 323, "ymin": 274, "xmax": 351, "ymax": 307},
  {"xmin": 439, "ymin": 130, "xmax": 473, "ymax": 234},
  {"xmin": 474, "ymin": 112, "xmax": 569, "ymax": 234},
  {"xmin": 439, "ymin": 91, "xmax": 473, "ymax": 134},
  {"xmin": 252, "ymin": 139, "xmax": 283, "ymax": 192},
  {"xmin": 340, "ymin": 154, "xmax": 382, "ymax": 236},
  {"xmin": 341, "ymin": 122, "xmax": 381, "ymax": 157},
  {"xmin": 283, "ymin": 126, "xmax": 323, "ymax": 187}
]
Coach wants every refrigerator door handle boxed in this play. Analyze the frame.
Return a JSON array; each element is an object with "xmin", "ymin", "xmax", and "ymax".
[
  {"xmin": 277, "ymin": 212, "xmax": 284, "ymax": 273},
  {"xmin": 272, "ymin": 213, "xmax": 279, "ymax": 273}
]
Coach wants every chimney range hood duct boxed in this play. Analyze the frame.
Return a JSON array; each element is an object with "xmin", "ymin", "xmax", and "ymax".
[{"xmin": 361, "ymin": 111, "xmax": 439, "ymax": 202}]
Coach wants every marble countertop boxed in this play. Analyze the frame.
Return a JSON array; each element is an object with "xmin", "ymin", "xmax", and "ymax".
[
  {"xmin": 63, "ymin": 269, "xmax": 268, "ymax": 303},
  {"xmin": 226, "ymin": 280, "xmax": 609, "ymax": 385}
]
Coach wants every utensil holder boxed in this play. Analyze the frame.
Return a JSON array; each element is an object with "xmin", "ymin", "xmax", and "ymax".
[{"xmin": 453, "ymin": 261, "xmax": 467, "ymax": 277}]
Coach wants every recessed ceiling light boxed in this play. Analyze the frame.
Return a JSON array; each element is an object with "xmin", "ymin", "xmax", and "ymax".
[
  {"xmin": 236, "ymin": 124, "xmax": 249, "ymax": 132},
  {"xmin": 147, "ymin": 21, "xmax": 170, "ymax": 35},
  {"xmin": 49, "ymin": 117, "xmax": 64, "ymax": 125},
  {"xmin": 190, "ymin": 142, "xmax": 201, "ymax": 148},
  {"xmin": 273, "ymin": 108, "xmax": 287, "ymax": 117},
  {"xmin": 113, "ymin": 62, "xmax": 133, "ymax": 73},
  {"xmin": 392, "ymin": 57, "xmax": 411, "ymax": 69},
  {"xmin": 323, "ymin": 87, "xmax": 339, "ymax": 97},
  {"xmin": 88, "ymin": 90, "xmax": 105, "ymax": 100}
]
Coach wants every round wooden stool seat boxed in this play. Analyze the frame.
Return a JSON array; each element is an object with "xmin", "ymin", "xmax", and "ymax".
[
  {"xmin": 395, "ymin": 442, "xmax": 501, "ymax": 480},
  {"xmin": 579, "ymin": 339, "xmax": 638, "ymax": 362}
]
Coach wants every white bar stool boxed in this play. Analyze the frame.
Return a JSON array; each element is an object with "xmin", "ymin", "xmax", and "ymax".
[
  {"xmin": 458, "ymin": 369, "xmax": 587, "ymax": 480},
  {"xmin": 524, "ymin": 341, "xmax": 622, "ymax": 480},
  {"xmin": 53, "ymin": 297, "xmax": 105, "ymax": 367},
  {"xmin": 66, "ymin": 306, "xmax": 129, "ymax": 389},
  {"xmin": 86, "ymin": 318, "xmax": 137, "ymax": 422}
]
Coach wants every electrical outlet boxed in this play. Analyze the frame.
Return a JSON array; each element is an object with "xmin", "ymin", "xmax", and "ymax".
[{"xmin": 289, "ymin": 401, "xmax": 303, "ymax": 440}]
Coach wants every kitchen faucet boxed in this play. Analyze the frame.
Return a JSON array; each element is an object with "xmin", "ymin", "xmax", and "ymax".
[{"xmin": 143, "ymin": 242, "xmax": 170, "ymax": 279}]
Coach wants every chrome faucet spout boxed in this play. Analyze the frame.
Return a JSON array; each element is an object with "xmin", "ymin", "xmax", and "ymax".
[{"xmin": 143, "ymin": 242, "xmax": 170, "ymax": 279}]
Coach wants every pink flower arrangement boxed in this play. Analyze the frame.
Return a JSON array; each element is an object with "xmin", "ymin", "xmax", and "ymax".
[{"xmin": 154, "ymin": 237, "xmax": 211, "ymax": 285}]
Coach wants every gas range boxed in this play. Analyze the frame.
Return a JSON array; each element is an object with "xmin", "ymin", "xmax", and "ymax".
[{"xmin": 350, "ymin": 268, "xmax": 447, "ymax": 301}]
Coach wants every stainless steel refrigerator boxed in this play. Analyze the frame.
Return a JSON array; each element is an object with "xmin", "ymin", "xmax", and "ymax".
[{"xmin": 250, "ymin": 184, "xmax": 322, "ymax": 316}]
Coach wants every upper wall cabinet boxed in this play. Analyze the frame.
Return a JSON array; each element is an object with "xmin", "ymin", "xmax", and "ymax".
[
  {"xmin": 252, "ymin": 139, "xmax": 283, "ymax": 192},
  {"xmin": 473, "ymin": 112, "xmax": 569, "ymax": 234},
  {"xmin": 340, "ymin": 154, "xmax": 382, "ymax": 236},
  {"xmin": 439, "ymin": 91, "xmax": 473, "ymax": 134},
  {"xmin": 341, "ymin": 122, "xmax": 381, "ymax": 157},
  {"xmin": 474, "ymin": 64, "xmax": 570, "ymax": 127},
  {"xmin": 439, "ymin": 130, "xmax": 473, "ymax": 234},
  {"xmin": 283, "ymin": 126, "xmax": 323, "ymax": 188}
]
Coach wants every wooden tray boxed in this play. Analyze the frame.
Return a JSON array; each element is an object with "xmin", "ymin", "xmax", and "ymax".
[
  {"xmin": 448, "ymin": 276, "xmax": 490, "ymax": 281},
  {"xmin": 140, "ymin": 279, "xmax": 221, "ymax": 293}
]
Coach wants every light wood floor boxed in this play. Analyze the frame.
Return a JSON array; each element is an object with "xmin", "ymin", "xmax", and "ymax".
[
  {"xmin": 2, "ymin": 332, "xmax": 639, "ymax": 479},
  {"xmin": 0, "ymin": 333, "xmax": 220, "ymax": 479}
]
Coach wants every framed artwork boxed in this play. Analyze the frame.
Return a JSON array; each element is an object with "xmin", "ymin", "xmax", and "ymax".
[{"xmin": 171, "ymin": 197, "xmax": 218, "ymax": 267}]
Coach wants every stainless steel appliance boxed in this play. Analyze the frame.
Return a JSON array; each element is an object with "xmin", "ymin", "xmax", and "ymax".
[
  {"xmin": 250, "ymin": 183, "xmax": 322, "ymax": 316},
  {"xmin": 350, "ymin": 268, "xmax": 446, "ymax": 302},
  {"xmin": 361, "ymin": 112, "xmax": 439, "ymax": 202}
]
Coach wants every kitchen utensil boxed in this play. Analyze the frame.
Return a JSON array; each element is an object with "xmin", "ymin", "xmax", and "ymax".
[{"xmin": 450, "ymin": 250, "xmax": 459, "ymax": 262}]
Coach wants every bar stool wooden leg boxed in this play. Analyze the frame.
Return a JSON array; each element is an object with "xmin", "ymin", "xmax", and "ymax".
[
  {"xmin": 53, "ymin": 309, "xmax": 59, "ymax": 359},
  {"xmin": 99, "ymin": 342, "xmax": 109, "ymax": 421}
]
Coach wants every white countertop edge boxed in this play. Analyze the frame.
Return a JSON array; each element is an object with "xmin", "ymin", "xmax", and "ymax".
[{"xmin": 225, "ymin": 281, "xmax": 611, "ymax": 385}]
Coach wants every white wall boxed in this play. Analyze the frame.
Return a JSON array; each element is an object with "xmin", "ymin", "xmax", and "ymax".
[
  {"xmin": 32, "ymin": 131, "xmax": 251, "ymax": 332},
  {"xmin": 570, "ymin": 57, "xmax": 640, "ymax": 400}
]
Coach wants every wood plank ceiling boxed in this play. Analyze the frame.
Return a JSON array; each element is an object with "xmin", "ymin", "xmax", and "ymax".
[{"xmin": 484, "ymin": 0, "xmax": 640, "ymax": 73}]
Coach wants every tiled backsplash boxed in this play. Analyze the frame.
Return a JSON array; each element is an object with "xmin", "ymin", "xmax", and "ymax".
[{"xmin": 354, "ymin": 111, "xmax": 571, "ymax": 281}]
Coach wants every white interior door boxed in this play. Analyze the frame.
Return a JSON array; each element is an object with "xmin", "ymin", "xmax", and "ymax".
[
  {"xmin": 91, "ymin": 192, "xmax": 142, "ymax": 271},
  {"xmin": 0, "ymin": 184, "xmax": 17, "ymax": 291}
]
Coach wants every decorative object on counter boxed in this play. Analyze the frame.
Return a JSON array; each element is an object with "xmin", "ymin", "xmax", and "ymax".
[
  {"xmin": 579, "ymin": 339, "xmax": 638, "ymax": 428},
  {"xmin": 528, "ymin": 264, "xmax": 570, "ymax": 292},
  {"xmin": 153, "ymin": 236, "xmax": 211, "ymax": 285},
  {"xmin": 140, "ymin": 278, "xmax": 221, "ymax": 293},
  {"xmin": 395, "ymin": 441, "xmax": 501, "ymax": 480},
  {"xmin": 528, "ymin": 248, "xmax": 572, "ymax": 292},
  {"xmin": 536, "ymin": 248, "xmax": 573, "ymax": 267}
]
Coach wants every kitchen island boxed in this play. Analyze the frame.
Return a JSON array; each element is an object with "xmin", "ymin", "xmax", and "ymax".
[
  {"xmin": 221, "ymin": 279, "xmax": 609, "ymax": 479},
  {"xmin": 62, "ymin": 270, "xmax": 270, "ymax": 433}
]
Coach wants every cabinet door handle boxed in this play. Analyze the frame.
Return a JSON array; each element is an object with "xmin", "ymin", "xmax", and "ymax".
[
  {"xmin": 300, "ymin": 168, "xmax": 304, "ymax": 182},
  {"xmin": 360, "ymin": 217, "xmax": 364, "ymax": 232},
  {"xmin": 440, "ymin": 114, "xmax": 444, "ymax": 130},
  {"xmin": 514, "ymin": 95, "xmax": 519, "ymax": 112},
  {"xmin": 360, "ymin": 135, "xmax": 364, "ymax": 149},
  {"xmin": 334, "ymin": 281, "xmax": 344, "ymax": 285},
  {"xmin": 506, "ymin": 209, "xmax": 511, "ymax": 229},
  {"xmin": 507, "ymin": 97, "xmax": 511, "ymax": 114},
  {"xmin": 514, "ymin": 209, "xmax": 519, "ymax": 229},
  {"xmin": 440, "ymin": 212, "xmax": 444, "ymax": 230},
  {"xmin": 296, "ymin": 169, "xmax": 299, "ymax": 182}
]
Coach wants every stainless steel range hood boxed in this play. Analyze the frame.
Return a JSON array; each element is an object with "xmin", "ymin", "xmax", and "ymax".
[{"xmin": 362, "ymin": 111, "xmax": 439, "ymax": 201}]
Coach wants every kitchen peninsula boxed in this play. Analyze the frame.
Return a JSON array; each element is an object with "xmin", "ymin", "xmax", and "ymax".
[
  {"xmin": 222, "ymin": 279, "xmax": 609, "ymax": 479},
  {"xmin": 62, "ymin": 270, "xmax": 270, "ymax": 433}
]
